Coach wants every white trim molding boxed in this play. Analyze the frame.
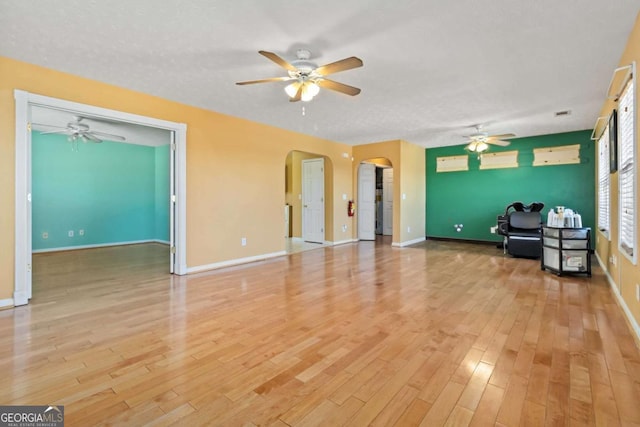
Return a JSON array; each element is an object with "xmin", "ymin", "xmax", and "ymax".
[
  {"xmin": 392, "ymin": 237, "xmax": 427, "ymax": 248},
  {"xmin": 0, "ymin": 299, "xmax": 15, "ymax": 310},
  {"xmin": 595, "ymin": 252, "xmax": 640, "ymax": 343},
  {"xmin": 331, "ymin": 239, "xmax": 358, "ymax": 246},
  {"xmin": 32, "ymin": 240, "xmax": 168, "ymax": 254},
  {"xmin": 187, "ymin": 251, "xmax": 287, "ymax": 274}
]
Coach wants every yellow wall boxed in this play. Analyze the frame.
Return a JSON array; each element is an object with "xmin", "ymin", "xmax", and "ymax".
[
  {"xmin": 595, "ymin": 13, "xmax": 640, "ymax": 330},
  {"xmin": 0, "ymin": 56, "xmax": 355, "ymax": 300},
  {"xmin": 400, "ymin": 140, "xmax": 427, "ymax": 243},
  {"xmin": 352, "ymin": 139, "xmax": 426, "ymax": 245}
]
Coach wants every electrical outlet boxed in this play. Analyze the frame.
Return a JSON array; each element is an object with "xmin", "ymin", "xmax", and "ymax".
[
  {"xmin": 42, "ymin": 232, "xmax": 48, "ymax": 239},
  {"xmin": 342, "ymin": 224, "xmax": 347, "ymax": 232},
  {"xmin": 407, "ymin": 226, "xmax": 411, "ymax": 233},
  {"xmin": 68, "ymin": 230, "xmax": 74, "ymax": 237},
  {"xmin": 612, "ymin": 255, "xmax": 617, "ymax": 265},
  {"xmin": 241, "ymin": 237, "xmax": 247, "ymax": 246},
  {"xmin": 79, "ymin": 229, "xmax": 85, "ymax": 236}
]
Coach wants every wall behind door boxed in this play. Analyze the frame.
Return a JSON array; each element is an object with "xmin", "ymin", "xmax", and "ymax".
[{"xmin": 32, "ymin": 132, "xmax": 169, "ymax": 251}]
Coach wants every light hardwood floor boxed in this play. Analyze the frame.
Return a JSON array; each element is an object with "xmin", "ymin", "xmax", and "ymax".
[{"xmin": 2, "ymin": 239, "xmax": 640, "ymax": 426}]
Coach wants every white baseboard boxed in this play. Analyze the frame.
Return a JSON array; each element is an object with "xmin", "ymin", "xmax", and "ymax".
[
  {"xmin": 392, "ymin": 237, "xmax": 426, "ymax": 248},
  {"xmin": 0, "ymin": 298, "xmax": 14, "ymax": 309},
  {"xmin": 595, "ymin": 252, "xmax": 640, "ymax": 343},
  {"xmin": 330, "ymin": 239, "xmax": 358, "ymax": 246},
  {"xmin": 187, "ymin": 251, "xmax": 287, "ymax": 274},
  {"xmin": 32, "ymin": 239, "xmax": 164, "ymax": 254}
]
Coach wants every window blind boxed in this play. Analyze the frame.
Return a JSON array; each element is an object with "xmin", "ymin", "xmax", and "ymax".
[
  {"xmin": 598, "ymin": 126, "xmax": 610, "ymax": 236},
  {"xmin": 618, "ymin": 78, "xmax": 635, "ymax": 258}
]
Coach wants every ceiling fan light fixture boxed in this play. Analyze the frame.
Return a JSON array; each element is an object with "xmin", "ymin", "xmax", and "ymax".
[
  {"xmin": 306, "ymin": 82, "xmax": 320, "ymax": 97},
  {"xmin": 301, "ymin": 82, "xmax": 320, "ymax": 102},
  {"xmin": 476, "ymin": 142, "xmax": 489, "ymax": 153},
  {"xmin": 239, "ymin": 50, "xmax": 362, "ymax": 102},
  {"xmin": 284, "ymin": 81, "xmax": 301, "ymax": 98}
]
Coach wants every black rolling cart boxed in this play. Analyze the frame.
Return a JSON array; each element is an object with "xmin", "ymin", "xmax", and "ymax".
[{"xmin": 541, "ymin": 226, "xmax": 591, "ymax": 277}]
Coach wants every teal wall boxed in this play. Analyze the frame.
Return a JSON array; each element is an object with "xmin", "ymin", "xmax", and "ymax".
[
  {"xmin": 425, "ymin": 130, "xmax": 595, "ymax": 242},
  {"xmin": 32, "ymin": 133, "xmax": 170, "ymax": 250}
]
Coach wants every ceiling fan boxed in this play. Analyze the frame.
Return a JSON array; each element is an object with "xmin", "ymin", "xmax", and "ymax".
[
  {"xmin": 236, "ymin": 49, "xmax": 363, "ymax": 102},
  {"xmin": 33, "ymin": 116, "xmax": 126, "ymax": 143},
  {"xmin": 464, "ymin": 125, "xmax": 515, "ymax": 153}
]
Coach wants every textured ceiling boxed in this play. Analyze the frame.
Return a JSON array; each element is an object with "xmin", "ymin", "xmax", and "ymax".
[{"xmin": 1, "ymin": 1, "xmax": 638, "ymax": 148}]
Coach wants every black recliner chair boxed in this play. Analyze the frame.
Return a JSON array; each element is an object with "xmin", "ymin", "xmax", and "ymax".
[{"xmin": 497, "ymin": 202, "xmax": 544, "ymax": 258}]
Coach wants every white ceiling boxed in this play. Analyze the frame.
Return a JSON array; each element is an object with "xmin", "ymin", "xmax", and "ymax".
[{"xmin": 1, "ymin": 1, "xmax": 638, "ymax": 148}]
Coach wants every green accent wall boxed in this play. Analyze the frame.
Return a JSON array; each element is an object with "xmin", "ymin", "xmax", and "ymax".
[
  {"xmin": 32, "ymin": 133, "xmax": 170, "ymax": 250},
  {"xmin": 425, "ymin": 130, "xmax": 595, "ymax": 242}
]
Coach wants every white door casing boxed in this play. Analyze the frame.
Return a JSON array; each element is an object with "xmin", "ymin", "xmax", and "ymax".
[
  {"xmin": 169, "ymin": 131, "xmax": 176, "ymax": 274},
  {"xmin": 358, "ymin": 163, "xmax": 376, "ymax": 241},
  {"xmin": 383, "ymin": 168, "xmax": 393, "ymax": 236},
  {"xmin": 302, "ymin": 158, "xmax": 325, "ymax": 243},
  {"xmin": 14, "ymin": 90, "xmax": 188, "ymax": 306}
]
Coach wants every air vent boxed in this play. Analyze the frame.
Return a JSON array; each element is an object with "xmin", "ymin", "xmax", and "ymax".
[{"xmin": 554, "ymin": 110, "xmax": 571, "ymax": 117}]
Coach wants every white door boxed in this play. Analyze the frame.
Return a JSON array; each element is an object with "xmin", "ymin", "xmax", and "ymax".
[
  {"xmin": 383, "ymin": 168, "xmax": 393, "ymax": 236},
  {"xmin": 358, "ymin": 163, "xmax": 376, "ymax": 240},
  {"xmin": 302, "ymin": 158, "xmax": 325, "ymax": 243}
]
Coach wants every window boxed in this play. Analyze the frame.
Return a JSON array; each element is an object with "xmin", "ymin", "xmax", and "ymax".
[
  {"xmin": 619, "ymin": 78, "xmax": 635, "ymax": 260},
  {"xmin": 597, "ymin": 125, "xmax": 610, "ymax": 237}
]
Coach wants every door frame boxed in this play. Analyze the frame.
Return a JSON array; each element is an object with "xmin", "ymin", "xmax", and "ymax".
[
  {"xmin": 382, "ymin": 167, "xmax": 393, "ymax": 236},
  {"xmin": 14, "ymin": 90, "xmax": 188, "ymax": 306}
]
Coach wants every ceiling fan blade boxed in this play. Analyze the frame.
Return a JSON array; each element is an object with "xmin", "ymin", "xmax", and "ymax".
[
  {"xmin": 32, "ymin": 123, "xmax": 67, "ymax": 130},
  {"xmin": 259, "ymin": 50, "xmax": 297, "ymax": 72},
  {"xmin": 236, "ymin": 76, "xmax": 294, "ymax": 85},
  {"xmin": 39, "ymin": 129, "xmax": 70, "ymax": 135},
  {"xmin": 316, "ymin": 79, "xmax": 361, "ymax": 96},
  {"xmin": 487, "ymin": 133, "xmax": 515, "ymax": 140},
  {"xmin": 82, "ymin": 133, "xmax": 102, "ymax": 143},
  {"xmin": 289, "ymin": 85, "xmax": 302, "ymax": 102},
  {"xmin": 487, "ymin": 140, "xmax": 511, "ymax": 147},
  {"xmin": 89, "ymin": 131, "xmax": 126, "ymax": 141},
  {"xmin": 315, "ymin": 57, "xmax": 363, "ymax": 76}
]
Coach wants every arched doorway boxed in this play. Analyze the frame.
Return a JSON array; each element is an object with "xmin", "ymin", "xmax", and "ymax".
[{"xmin": 284, "ymin": 150, "xmax": 333, "ymax": 254}]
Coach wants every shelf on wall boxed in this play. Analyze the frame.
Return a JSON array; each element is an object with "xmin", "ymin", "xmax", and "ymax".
[
  {"xmin": 436, "ymin": 155, "xmax": 468, "ymax": 173},
  {"xmin": 479, "ymin": 150, "xmax": 518, "ymax": 170},
  {"xmin": 533, "ymin": 144, "xmax": 580, "ymax": 167}
]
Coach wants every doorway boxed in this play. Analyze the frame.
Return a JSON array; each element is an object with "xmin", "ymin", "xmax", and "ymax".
[
  {"xmin": 358, "ymin": 159, "xmax": 393, "ymax": 241},
  {"xmin": 284, "ymin": 151, "xmax": 332, "ymax": 253},
  {"xmin": 14, "ymin": 91, "xmax": 187, "ymax": 306}
]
